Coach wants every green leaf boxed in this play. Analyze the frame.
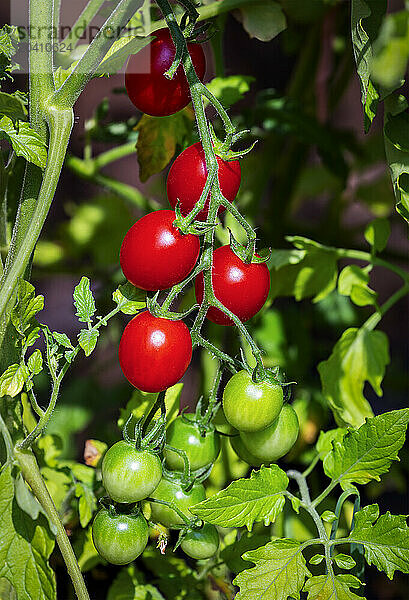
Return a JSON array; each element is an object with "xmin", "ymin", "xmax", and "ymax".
[
  {"xmin": 338, "ymin": 265, "xmax": 377, "ymax": 307},
  {"xmin": 309, "ymin": 554, "xmax": 324, "ymax": 565},
  {"xmin": 0, "ymin": 25, "xmax": 19, "ymax": 80},
  {"xmin": 136, "ymin": 111, "xmax": 193, "ymax": 182},
  {"xmin": 238, "ymin": 1, "xmax": 287, "ymax": 42},
  {"xmin": 384, "ymin": 98, "xmax": 409, "ymax": 223},
  {"xmin": 73, "ymin": 277, "xmax": 96, "ymax": 323},
  {"xmin": 334, "ymin": 553, "xmax": 357, "ymax": 570},
  {"xmin": 11, "ymin": 280, "xmax": 44, "ymax": 334},
  {"xmin": 0, "ymin": 363, "xmax": 30, "ymax": 397},
  {"xmin": 96, "ymin": 35, "xmax": 152, "ymax": 76},
  {"xmin": 371, "ymin": 10, "xmax": 409, "ymax": 91},
  {"xmin": 78, "ymin": 328, "xmax": 99, "ymax": 357},
  {"xmin": 364, "ymin": 218, "xmax": 390, "ymax": 252},
  {"xmin": 323, "ymin": 408, "xmax": 409, "ymax": 489},
  {"xmin": 0, "ymin": 117, "xmax": 47, "ymax": 169},
  {"xmin": 384, "ymin": 109, "xmax": 409, "ymax": 152},
  {"xmin": 27, "ymin": 349, "xmax": 42, "ymax": 375},
  {"xmin": 351, "ymin": 0, "xmax": 386, "ymax": 131},
  {"xmin": 316, "ymin": 428, "xmax": 347, "ymax": 460},
  {"xmin": 52, "ymin": 331, "xmax": 73, "ymax": 349},
  {"xmin": 0, "ymin": 91, "xmax": 27, "ymax": 122},
  {"xmin": 118, "ymin": 384, "xmax": 182, "ymax": 430},
  {"xmin": 321, "ymin": 510, "xmax": 338, "ymax": 524},
  {"xmin": 234, "ymin": 538, "xmax": 311, "ymax": 600},
  {"xmin": 192, "ymin": 465, "xmax": 288, "ymax": 531},
  {"xmin": 113, "ymin": 282, "xmax": 146, "ymax": 315},
  {"xmin": 206, "ymin": 75, "xmax": 254, "ymax": 108},
  {"xmin": 318, "ymin": 327, "xmax": 389, "ymax": 427},
  {"xmin": 54, "ymin": 60, "xmax": 80, "ymax": 90},
  {"xmin": 0, "ymin": 467, "xmax": 56, "ymax": 600},
  {"xmin": 220, "ymin": 530, "xmax": 270, "ymax": 574},
  {"xmin": 73, "ymin": 527, "xmax": 104, "ymax": 572},
  {"xmin": 347, "ymin": 504, "xmax": 409, "ymax": 578},
  {"xmin": 107, "ymin": 564, "xmax": 165, "ymax": 600},
  {"xmin": 142, "ymin": 547, "xmax": 204, "ymax": 600},
  {"xmin": 303, "ymin": 573, "xmax": 362, "ymax": 599},
  {"xmin": 75, "ymin": 483, "xmax": 97, "ymax": 528},
  {"xmin": 0, "ymin": 578, "xmax": 17, "ymax": 599}
]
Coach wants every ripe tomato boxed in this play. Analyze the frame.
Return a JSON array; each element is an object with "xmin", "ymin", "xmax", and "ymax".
[
  {"xmin": 120, "ymin": 210, "xmax": 200, "ymax": 291},
  {"xmin": 240, "ymin": 404, "xmax": 299, "ymax": 463},
  {"xmin": 92, "ymin": 509, "xmax": 148, "ymax": 565},
  {"xmin": 167, "ymin": 143, "xmax": 241, "ymax": 221},
  {"xmin": 150, "ymin": 476, "xmax": 206, "ymax": 528},
  {"xmin": 223, "ymin": 370, "xmax": 283, "ymax": 433},
  {"xmin": 195, "ymin": 245, "xmax": 270, "ymax": 325},
  {"xmin": 119, "ymin": 311, "xmax": 192, "ymax": 393},
  {"xmin": 164, "ymin": 413, "xmax": 221, "ymax": 471},
  {"xmin": 181, "ymin": 523, "xmax": 219, "ymax": 559},
  {"xmin": 125, "ymin": 28, "xmax": 206, "ymax": 117},
  {"xmin": 102, "ymin": 441, "xmax": 162, "ymax": 503}
]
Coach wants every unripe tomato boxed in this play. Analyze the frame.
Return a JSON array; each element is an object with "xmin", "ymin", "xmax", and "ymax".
[
  {"xmin": 164, "ymin": 413, "xmax": 221, "ymax": 471},
  {"xmin": 92, "ymin": 509, "xmax": 148, "ymax": 565},
  {"xmin": 181, "ymin": 523, "xmax": 219, "ymax": 559},
  {"xmin": 150, "ymin": 477, "xmax": 206, "ymax": 528},
  {"xmin": 120, "ymin": 210, "xmax": 200, "ymax": 291},
  {"xmin": 240, "ymin": 404, "xmax": 299, "ymax": 463},
  {"xmin": 223, "ymin": 370, "xmax": 283, "ymax": 433},
  {"xmin": 119, "ymin": 311, "xmax": 192, "ymax": 392},
  {"xmin": 125, "ymin": 28, "xmax": 206, "ymax": 117},
  {"xmin": 195, "ymin": 246, "xmax": 270, "ymax": 325},
  {"xmin": 230, "ymin": 435, "xmax": 263, "ymax": 467},
  {"xmin": 102, "ymin": 441, "xmax": 162, "ymax": 503},
  {"xmin": 167, "ymin": 143, "xmax": 241, "ymax": 221}
]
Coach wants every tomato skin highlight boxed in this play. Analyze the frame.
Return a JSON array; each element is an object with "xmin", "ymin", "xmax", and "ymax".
[
  {"xmin": 195, "ymin": 246, "xmax": 271, "ymax": 325},
  {"xmin": 167, "ymin": 142, "xmax": 241, "ymax": 221},
  {"xmin": 102, "ymin": 441, "xmax": 162, "ymax": 503},
  {"xmin": 150, "ymin": 477, "xmax": 206, "ymax": 528},
  {"xmin": 164, "ymin": 413, "xmax": 221, "ymax": 471},
  {"xmin": 181, "ymin": 523, "xmax": 219, "ymax": 559},
  {"xmin": 119, "ymin": 311, "xmax": 192, "ymax": 393},
  {"xmin": 125, "ymin": 28, "xmax": 206, "ymax": 117},
  {"xmin": 240, "ymin": 404, "xmax": 299, "ymax": 463},
  {"xmin": 223, "ymin": 370, "xmax": 283, "ymax": 433},
  {"xmin": 120, "ymin": 210, "xmax": 200, "ymax": 291},
  {"xmin": 92, "ymin": 509, "xmax": 149, "ymax": 565}
]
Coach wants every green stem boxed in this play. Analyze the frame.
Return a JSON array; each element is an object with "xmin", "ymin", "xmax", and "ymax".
[
  {"xmin": 0, "ymin": 412, "xmax": 14, "ymax": 463},
  {"xmin": 61, "ymin": 0, "xmax": 107, "ymax": 47},
  {"xmin": 336, "ymin": 248, "xmax": 409, "ymax": 283},
  {"xmin": 15, "ymin": 448, "xmax": 90, "ymax": 600},
  {"xmin": 142, "ymin": 391, "xmax": 166, "ymax": 436},
  {"xmin": 362, "ymin": 282, "xmax": 409, "ymax": 332},
  {"xmin": 329, "ymin": 488, "xmax": 359, "ymax": 556},
  {"xmin": 312, "ymin": 480, "xmax": 338, "ymax": 509},
  {"xmin": 302, "ymin": 454, "xmax": 320, "ymax": 478},
  {"xmin": 147, "ymin": 496, "xmax": 194, "ymax": 526},
  {"xmin": 93, "ymin": 141, "xmax": 137, "ymax": 170},
  {"xmin": 17, "ymin": 376, "xmax": 60, "ymax": 449},
  {"xmin": 0, "ymin": 151, "xmax": 7, "ymax": 265}
]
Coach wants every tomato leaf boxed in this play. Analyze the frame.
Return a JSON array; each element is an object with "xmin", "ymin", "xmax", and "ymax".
[
  {"xmin": 318, "ymin": 327, "xmax": 389, "ymax": 427},
  {"xmin": 192, "ymin": 465, "xmax": 288, "ymax": 531},
  {"xmin": 371, "ymin": 9, "xmax": 409, "ymax": 92},
  {"xmin": 347, "ymin": 504, "xmax": 409, "ymax": 579},
  {"xmin": 0, "ymin": 467, "xmax": 56, "ymax": 600},
  {"xmin": 73, "ymin": 277, "xmax": 96, "ymax": 323},
  {"xmin": 96, "ymin": 35, "xmax": 152, "ymax": 76},
  {"xmin": 11, "ymin": 280, "xmax": 44, "ymax": 335},
  {"xmin": 316, "ymin": 428, "xmax": 347, "ymax": 461},
  {"xmin": 74, "ymin": 482, "xmax": 97, "ymax": 528},
  {"xmin": 52, "ymin": 331, "xmax": 73, "ymax": 349},
  {"xmin": 338, "ymin": 265, "xmax": 377, "ymax": 307},
  {"xmin": 333, "ymin": 554, "xmax": 357, "ymax": 570},
  {"xmin": 206, "ymin": 75, "xmax": 254, "ymax": 108},
  {"xmin": 237, "ymin": 1, "xmax": 287, "ymax": 42},
  {"xmin": 78, "ymin": 328, "xmax": 99, "ymax": 357},
  {"xmin": 142, "ymin": 547, "xmax": 203, "ymax": 600},
  {"xmin": 384, "ymin": 96, "xmax": 409, "ymax": 223},
  {"xmin": 0, "ymin": 116, "xmax": 47, "ymax": 169},
  {"xmin": 113, "ymin": 282, "xmax": 146, "ymax": 315},
  {"xmin": 27, "ymin": 349, "xmax": 43, "ymax": 375},
  {"xmin": 323, "ymin": 408, "xmax": 409, "ymax": 489},
  {"xmin": 0, "ymin": 363, "xmax": 30, "ymax": 397},
  {"xmin": 364, "ymin": 218, "xmax": 390, "ymax": 252},
  {"xmin": 234, "ymin": 538, "xmax": 311, "ymax": 600},
  {"xmin": 0, "ymin": 91, "xmax": 27, "ymax": 122},
  {"xmin": 303, "ymin": 573, "xmax": 362, "ymax": 599},
  {"xmin": 107, "ymin": 564, "xmax": 164, "ymax": 600}
]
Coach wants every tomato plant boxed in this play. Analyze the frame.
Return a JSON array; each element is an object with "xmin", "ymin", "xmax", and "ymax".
[
  {"xmin": 91, "ymin": 508, "xmax": 149, "ymax": 565},
  {"xmin": 125, "ymin": 28, "xmax": 206, "ymax": 116},
  {"xmin": 164, "ymin": 413, "xmax": 220, "ymax": 471},
  {"xmin": 118, "ymin": 311, "xmax": 192, "ymax": 392},
  {"xmin": 120, "ymin": 210, "xmax": 200, "ymax": 291},
  {"xmin": 180, "ymin": 523, "xmax": 219, "ymax": 559},
  {"xmin": 195, "ymin": 245, "xmax": 271, "ymax": 325},
  {"xmin": 150, "ymin": 476, "xmax": 206, "ymax": 528},
  {"xmin": 167, "ymin": 142, "xmax": 241, "ymax": 220}
]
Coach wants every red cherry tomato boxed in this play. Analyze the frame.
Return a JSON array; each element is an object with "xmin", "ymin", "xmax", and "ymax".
[
  {"xmin": 167, "ymin": 143, "xmax": 241, "ymax": 221},
  {"xmin": 119, "ymin": 311, "xmax": 192, "ymax": 392},
  {"xmin": 125, "ymin": 28, "xmax": 206, "ymax": 117},
  {"xmin": 120, "ymin": 210, "xmax": 200, "ymax": 291},
  {"xmin": 195, "ymin": 246, "xmax": 270, "ymax": 325}
]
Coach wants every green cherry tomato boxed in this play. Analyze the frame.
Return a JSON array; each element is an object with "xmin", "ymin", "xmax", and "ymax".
[
  {"xmin": 240, "ymin": 404, "xmax": 299, "ymax": 463},
  {"xmin": 164, "ymin": 414, "xmax": 221, "ymax": 471},
  {"xmin": 92, "ymin": 508, "xmax": 148, "ymax": 565},
  {"xmin": 102, "ymin": 441, "xmax": 162, "ymax": 503},
  {"xmin": 230, "ymin": 435, "xmax": 263, "ymax": 467},
  {"xmin": 150, "ymin": 476, "xmax": 206, "ymax": 528},
  {"xmin": 181, "ymin": 523, "xmax": 219, "ymax": 559},
  {"xmin": 223, "ymin": 370, "xmax": 284, "ymax": 433}
]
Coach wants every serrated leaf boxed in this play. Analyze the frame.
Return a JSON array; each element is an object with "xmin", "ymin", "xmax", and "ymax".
[
  {"xmin": 238, "ymin": 1, "xmax": 287, "ymax": 42},
  {"xmin": 107, "ymin": 564, "xmax": 165, "ymax": 600},
  {"xmin": 323, "ymin": 409, "xmax": 409, "ymax": 489},
  {"xmin": 234, "ymin": 538, "xmax": 311, "ymax": 600},
  {"xmin": 347, "ymin": 504, "xmax": 409, "ymax": 578},
  {"xmin": 0, "ymin": 91, "xmax": 27, "ymax": 122},
  {"xmin": 78, "ymin": 328, "xmax": 99, "ymax": 356},
  {"xmin": 206, "ymin": 75, "xmax": 254, "ymax": 108},
  {"xmin": 192, "ymin": 465, "xmax": 288, "ymax": 531},
  {"xmin": 316, "ymin": 428, "xmax": 347, "ymax": 460},
  {"xmin": 75, "ymin": 482, "xmax": 97, "ymax": 528},
  {"xmin": 113, "ymin": 283, "xmax": 146, "ymax": 315},
  {"xmin": 334, "ymin": 553, "xmax": 357, "ymax": 570},
  {"xmin": 52, "ymin": 331, "xmax": 73, "ymax": 349},
  {"xmin": 0, "ymin": 116, "xmax": 47, "ymax": 168},
  {"xmin": 73, "ymin": 277, "xmax": 96, "ymax": 323},
  {"xmin": 0, "ymin": 363, "xmax": 30, "ymax": 397},
  {"xmin": 27, "ymin": 349, "xmax": 43, "ymax": 375},
  {"xmin": 25, "ymin": 327, "xmax": 40, "ymax": 348},
  {"xmin": 11, "ymin": 280, "xmax": 44, "ymax": 334},
  {"xmin": 0, "ymin": 466, "xmax": 56, "ymax": 600},
  {"xmin": 54, "ymin": 59, "xmax": 80, "ymax": 90},
  {"xmin": 96, "ymin": 35, "xmax": 152, "ymax": 76},
  {"xmin": 318, "ymin": 327, "xmax": 389, "ymax": 427},
  {"xmin": 304, "ymin": 573, "xmax": 362, "ymax": 599},
  {"xmin": 221, "ymin": 530, "xmax": 270, "ymax": 574}
]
